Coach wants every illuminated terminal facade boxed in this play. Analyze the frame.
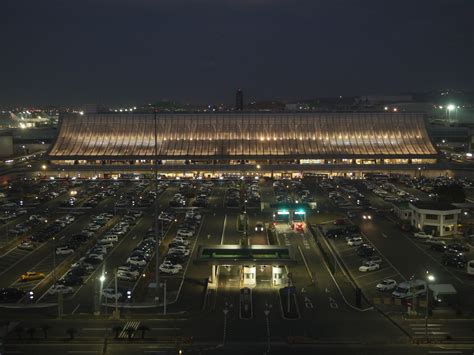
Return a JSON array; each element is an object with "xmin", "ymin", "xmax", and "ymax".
[{"xmin": 46, "ymin": 112, "xmax": 439, "ymax": 178}]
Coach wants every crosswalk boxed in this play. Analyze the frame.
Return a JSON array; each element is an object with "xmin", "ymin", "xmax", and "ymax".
[
  {"xmin": 118, "ymin": 320, "xmax": 141, "ymax": 338},
  {"xmin": 409, "ymin": 322, "xmax": 449, "ymax": 339}
]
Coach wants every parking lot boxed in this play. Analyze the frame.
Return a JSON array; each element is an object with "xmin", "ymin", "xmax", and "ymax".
[{"xmin": 0, "ymin": 173, "xmax": 473, "ymax": 341}]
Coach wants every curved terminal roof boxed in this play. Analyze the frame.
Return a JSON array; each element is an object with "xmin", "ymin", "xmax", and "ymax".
[{"xmin": 47, "ymin": 113, "xmax": 437, "ymax": 160}]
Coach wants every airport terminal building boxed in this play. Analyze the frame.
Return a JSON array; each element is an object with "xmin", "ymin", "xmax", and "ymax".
[{"xmin": 46, "ymin": 112, "xmax": 439, "ymax": 178}]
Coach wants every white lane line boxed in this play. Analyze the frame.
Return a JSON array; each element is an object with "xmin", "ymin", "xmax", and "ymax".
[
  {"xmin": 353, "ymin": 268, "xmax": 391, "ymax": 280},
  {"xmin": 360, "ymin": 231, "xmax": 407, "ymax": 282},
  {"xmin": 220, "ymin": 214, "xmax": 227, "ymax": 245},
  {"xmin": 72, "ymin": 303, "xmax": 80, "ymax": 314},
  {"xmin": 414, "ymin": 331, "xmax": 449, "ymax": 335}
]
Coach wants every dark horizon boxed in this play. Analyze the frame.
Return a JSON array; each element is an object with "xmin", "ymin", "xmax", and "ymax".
[{"xmin": 2, "ymin": 0, "xmax": 474, "ymax": 106}]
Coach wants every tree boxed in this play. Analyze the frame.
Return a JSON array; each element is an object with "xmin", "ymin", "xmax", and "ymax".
[
  {"xmin": 66, "ymin": 328, "xmax": 76, "ymax": 340},
  {"xmin": 41, "ymin": 325, "xmax": 51, "ymax": 339},
  {"xmin": 15, "ymin": 326, "xmax": 24, "ymax": 340},
  {"xmin": 27, "ymin": 327, "xmax": 36, "ymax": 340},
  {"xmin": 125, "ymin": 327, "xmax": 134, "ymax": 340},
  {"xmin": 112, "ymin": 325, "xmax": 123, "ymax": 339},
  {"xmin": 137, "ymin": 325, "xmax": 150, "ymax": 339}
]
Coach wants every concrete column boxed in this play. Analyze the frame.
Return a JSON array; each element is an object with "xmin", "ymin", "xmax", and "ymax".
[{"xmin": 209, "ymin": 264, "xmax": 218, "ymax": 288}]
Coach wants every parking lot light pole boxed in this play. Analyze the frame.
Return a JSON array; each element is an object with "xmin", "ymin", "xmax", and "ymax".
[
  {"xmin": 425, "ymin": 272, "xmax": 435, "ymax": 341},
  {"xmin": 52, "ymin": 236, "xmax": 56, "ymax": 268},
  {"xmin": 114, "ymin": 269, "xmax": 119, "ymax": 316},
  {"xmin": 153, "ymin": 105, "xmax": 160, "ymax": 305}
]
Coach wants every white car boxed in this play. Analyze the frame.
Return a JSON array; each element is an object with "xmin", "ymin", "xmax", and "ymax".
[
  {"xmin": 168, "ymin": 247, "xmax": 190, "ymax": 256},
  {"xmin": 376, "ymin": 279, "xmax": 397, "ymax": 291},
  {"xmin": 358, "ymin": 262, "xmax": 380, "ymax": 272},
  {"xmin": 87, "ymin": 253, "xmax": 104, "ymax": 261},
  {"xmin": 49, "ymin": 284, "xmax": 74, "ymax": 295},
  {"xmin": 177, "ymin": 230, "xmax": 193, "ymax": 238},
  {"xmin": 413, "ymin": 231, "xmax": 432, "ymax": 239},
  {"xmin": 117, "ymin": 272, "xmax": 138, "ymax": 281},
  {"xmin": 159, "ymin": 263, "xmax": 182, "ymax": 274},
  {"xmin": 347, "ymin": 237, "xmax": 363, "ymax": 246},
  {"xmin": 102, "ymin": 288, "xmax": 122, "ymax": 300},
  {"xmin": 56, "ymin": 247, "xmax": 74, "ymax": 255},
  {"xmin": 126, "ymin": 257, "xmax": 147, "ymax": 266},
  {"xmin": 117, "ymin": 268, "xmax": 140, "ymax": 277},
  {"xmin": 18, "ymin": 242, "xmax": 35, "ymax": 251}
]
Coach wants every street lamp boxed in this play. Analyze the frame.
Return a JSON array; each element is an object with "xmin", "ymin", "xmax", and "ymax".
[{"xmin": 425, "ymin": 272, "xmax": 435, "ymax": 341}]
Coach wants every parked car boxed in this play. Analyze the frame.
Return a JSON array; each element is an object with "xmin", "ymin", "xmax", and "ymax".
[
  {"xmin": 413, "ymin": 231, "xmax": 432, "ymax": 240},
  {"xmin": 20, "ymin": 271, "xmax": 45, "ymax": 282},
  {"xmin": 359, "ymin": 262, "xmax": 380, "ymax": 272},
  {"xmin": 18, "ymin": 241, "xmax": 35, "ymax": 251},
  {"xmin": 102, "ymin": 288, "xmax": 122, "ymax": 300},
  {"xmin": 56, "ymin": 246, "xmax": 74, "ymax": 255},
  {"xmin": 48, "ymin": 284, "xmax": 74, "ymax": 295},
  {"xmin": 376, "ymin": 279, "xmax": 397, "ymax": 291},
  {"xmin": 347, "ymin": 237, "xmax": 363, "ymax": 246}
]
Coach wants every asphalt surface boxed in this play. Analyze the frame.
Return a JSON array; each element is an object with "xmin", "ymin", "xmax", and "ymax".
[{"xmin": 0, "ymin": 177, "xmax": 473, "ymax": 351}]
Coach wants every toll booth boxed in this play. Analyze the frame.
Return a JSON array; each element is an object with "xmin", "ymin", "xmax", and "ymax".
[
  {"xmin": 195, "ymin": 245, "xmax": 297, "ymax": 289},
  {"xmin": 242, "ymin": 265, "xmax": 256, "ymax": 286},
  {"xmin": 272, "ymin": 265, "xmax": 284, "ymax": 286}
]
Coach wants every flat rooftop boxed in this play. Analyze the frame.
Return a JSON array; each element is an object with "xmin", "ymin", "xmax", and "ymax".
[{"xmin": 194, "ymin": 244, "xmax": 297, "ymax": 266}]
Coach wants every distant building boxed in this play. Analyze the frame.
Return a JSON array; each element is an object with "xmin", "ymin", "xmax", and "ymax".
[
  {"xmin": 236, "ymin": 89, "xmax": 243, "ymax": 111},
  {"xmin": 409, "ymin": 201, "xmax": 461, "ymax": 237},
  {"xmin": 361, "ymin": 95, "xmax": 413, "ymax": 105}
]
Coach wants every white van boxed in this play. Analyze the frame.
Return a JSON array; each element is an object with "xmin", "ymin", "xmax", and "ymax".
[{"xmin": 392, "ymin": 279, "xmax": 427, "ymax": 299}]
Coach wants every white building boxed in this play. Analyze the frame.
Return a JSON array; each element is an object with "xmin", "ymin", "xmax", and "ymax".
[
  {"xmin": 392, "ymin": 202, "xmax": 412, "ymax": 221},
  {"xmin": 409, "ymin": 201, "xmax": 461, "ymax": 237}
]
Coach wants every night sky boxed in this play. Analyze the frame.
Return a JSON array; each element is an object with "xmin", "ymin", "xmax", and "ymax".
[{"xmin": 2, "ymin": 0, "xmax": 474, "ymax": 106}]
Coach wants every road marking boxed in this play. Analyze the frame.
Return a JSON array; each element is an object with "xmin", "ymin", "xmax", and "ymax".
[
  {"xmin": 220, "ymin": 214, "xmax": 227, "ymax": 245},
  {"xmin": 414, "ymin": 331, "xmax": 449, "ymax": 335},
  {"xmin": 359, "ymin": 231, "xmax": 407, "ymax": 282},
  {"xmin": 325, "ymin": 288, "xmax": 330, "ymax": 293},
  {"xmin": 119, "ymin": 320, "xmax": 140, "ymax": 338},
  {"xmin": 381, "ymin": 233, "xmax": 388, "ymax": 238},
  {"xmin": 72, "ymin": 303, "xmax": 80, "ymax": 314}
]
